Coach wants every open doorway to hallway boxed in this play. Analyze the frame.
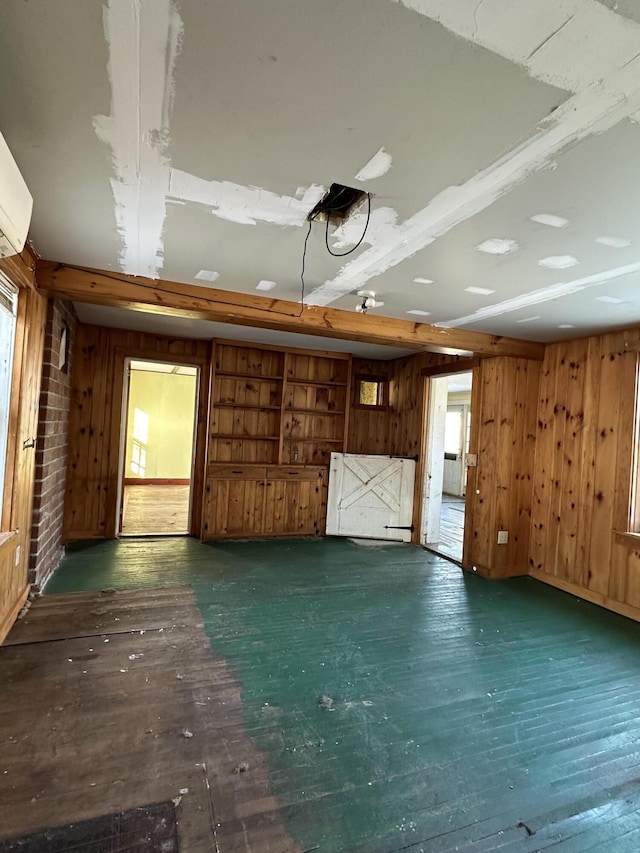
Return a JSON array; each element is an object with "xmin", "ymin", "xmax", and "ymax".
[
  {"xmin": 119, "ymin": 359, "xmax": 198, "ymax": 536},
  {"xmin": 421, "ymin": 371, "xmax": 473, "ymax": 563}
]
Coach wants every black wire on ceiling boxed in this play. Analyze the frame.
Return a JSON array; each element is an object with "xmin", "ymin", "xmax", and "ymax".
[
  {"xmin": 298, "ymin": 218, "xmax": 313, "ymax": 316},
  {"xmin": 324, "ymin": 193, "xmax": 371, "ymax": 258}
]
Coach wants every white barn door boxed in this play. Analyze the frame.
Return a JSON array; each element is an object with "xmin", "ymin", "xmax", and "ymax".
[{"xmin": 326, "ymin": 453, "xmax": 416, "ymax": 542}]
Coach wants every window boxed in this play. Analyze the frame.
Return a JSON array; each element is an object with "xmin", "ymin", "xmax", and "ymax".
[
  {"xmin": 0, "ymin": 275, "xmax": 18, "ymax": 514},
  {"xmin": 129, "ymin": 408, "xmax": 149, "ymax": 476},
  {"xmin": 356, "ymin": 375, "xmax": 388, "ymax": 408}
]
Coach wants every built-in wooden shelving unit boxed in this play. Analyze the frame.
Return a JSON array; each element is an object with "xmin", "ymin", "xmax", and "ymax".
[{"xmin": 203, "ymin": 341, "xmax": 351, "ymax": 539}]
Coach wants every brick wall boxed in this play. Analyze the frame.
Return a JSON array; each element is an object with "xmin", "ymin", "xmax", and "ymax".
[{"xmin": 29, "ymin": 299, "xmax": 76, "ymax": 590}]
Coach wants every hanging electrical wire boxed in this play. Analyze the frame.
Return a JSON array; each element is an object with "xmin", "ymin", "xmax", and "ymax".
[{"xmin": 324, "ymin": 193, "xmax": 371, "ymax": 258}]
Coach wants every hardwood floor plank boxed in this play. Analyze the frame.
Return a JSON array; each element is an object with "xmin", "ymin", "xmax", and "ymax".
[{"xmin": 36, "ymin": 537, "xmax": 640, "ymax": 851}]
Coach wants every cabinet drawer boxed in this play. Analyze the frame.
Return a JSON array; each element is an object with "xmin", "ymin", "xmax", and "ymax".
[
  {"xmin": 207, "ymin": 465, "xmax": 267, "ymax": 480},
  {"xmin": 266, "ymin": 465, "xmax": 325, "ymax": 481}
]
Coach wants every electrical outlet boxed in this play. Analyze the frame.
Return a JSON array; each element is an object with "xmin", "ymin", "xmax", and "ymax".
[{"xmin": 497, "ymin": 530, "xmax": 508, "ymax": 545}]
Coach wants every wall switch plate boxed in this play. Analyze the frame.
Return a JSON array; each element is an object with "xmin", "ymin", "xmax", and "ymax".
[
  {"xmin": 15, "ymin": 545, "xmax": 21, "ymax": 565},
  {"xmin": 465, "ymin": 453, "xmax": 478, "ymax": 467},
  {"xmin": 497, "ymin": 530, "xmax": 508, "ymax": 545}
]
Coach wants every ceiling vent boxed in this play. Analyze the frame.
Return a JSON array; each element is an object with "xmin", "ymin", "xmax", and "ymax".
[{"xmin": 307, "ymin": 183, "xmax": 368, "ymax": 225}]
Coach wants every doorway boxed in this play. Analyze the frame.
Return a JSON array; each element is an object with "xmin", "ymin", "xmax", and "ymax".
[
  {"xmin": 118, "ymin": 359, "xmax": 199, "ymax": 536},
  {"xmin": 421, "ymin": 371, "xmax": 473, "ymax": 563}
]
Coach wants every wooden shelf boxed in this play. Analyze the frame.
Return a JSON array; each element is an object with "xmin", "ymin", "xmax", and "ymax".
[
  {"xmin": 284, "ymin": 407, "xmax": 346, "ymax": 416},
  {"xmin": 283, "ymin": 437, "xmax": 344, "ymax": 443},
  {"xmin": 215, "ymin": 371, "xmax": 283, "ymax": 381},
  {"xmin": 214, "ymin": 403, "xmax": 282, "ymax": 411},
  {"xmin": 211, "ymin": 434, "xmax": 280, "ymax": 441},
  {"xmin": 285, "ymin": 378, "xmax": 347, "ymax": 388}
]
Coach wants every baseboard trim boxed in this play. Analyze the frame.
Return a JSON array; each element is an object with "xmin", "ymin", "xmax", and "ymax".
[
  {"xmin": 529, "ymin": 569, "xmax": 640, "ymax": 624},
  {"xmin": 466, "ymin": 562, "xmax": 529, "ymax": 580},
  {"xmin": 124, "ymin": 478, "xmax": 191, "ymax": 486},
  {"xmin": 0, "ymin": 583, "xmax": 29, "ymax": 645}
]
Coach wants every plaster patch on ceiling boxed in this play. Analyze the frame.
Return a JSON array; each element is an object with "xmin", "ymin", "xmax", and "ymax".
[
  {"xmin": 558, "ymin": 323, "xmax": 575, "ymax": 328},
  {"xmin": 329, "ymin": 207, "xmax": 399, "ymax": 250},
  {"xmin": 391, "ymin": 0, "xmax": 640, "ymax": 93},
  {"xmin": 407, "ymin": 309, "xmax": 431, "ymax": 315},
  {"xmin": 596, "ymin": 295, "xmax": 625, "ymax": 303},
  {"xmin": 194, "ymin": 269, "xmax": 219, "ymax": 282},
  {"xmin": 440, "ymin": 260, "xmax": 640, "ymax": 328},
  {"xmin": 168, "ymin": 169, "xmax": 325, "ymax": 227},
  {"xmin": 465, "ymin": 286, "xmax": 495, "ymax": 295},
  {"xmin": 354, "ymin": 147, "xmax": 393, "ymax": 182},
  {"xmin": 516, "ymin": 315, "xmax": 541, "ymax": 323},
  {"xmin": 539, "ymin": 255, "xmax": 579, "ymax": 269},
  {"xmin": 256, "ymin": 280, "xmax": 277, "ymax": 291},
  {"xmin": 476, "ymin": 238, "xmax": 518, "ymax": 255},
  {"xmin": 413, "ymin": 277, "xmax": 434, "ymax": 284},
  {"xmin": 596, "ymin": 235, "xmax": 632, "ymax": 247},
  {"xmin": 530, "ymin": 213, "xmax": 569, "ymax": 227},
  {"xmin": 307, "ymin": 76, "xmax": 640, "ymax": 307},
  {"xmin": 94, "ymin": 0, "xmax": 182, "ymax": 278}
]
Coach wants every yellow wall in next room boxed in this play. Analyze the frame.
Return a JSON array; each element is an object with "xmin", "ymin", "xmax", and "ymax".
[{"xmin": 125, "ymin": 369, "xmax": 197, "ymax": 479}]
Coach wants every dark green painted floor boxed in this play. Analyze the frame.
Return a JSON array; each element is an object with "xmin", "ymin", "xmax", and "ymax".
[{"xmin": 47, "ymin": 538, "xmax": 640, "ymax": 852}]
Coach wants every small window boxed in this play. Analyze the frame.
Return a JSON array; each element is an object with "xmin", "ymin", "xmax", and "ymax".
[{"xmin": 356, "ymin": 375, "xmax": 388, "ymax": 408}]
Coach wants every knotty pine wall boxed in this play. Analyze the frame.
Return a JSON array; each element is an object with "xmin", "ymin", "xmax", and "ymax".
[
  {"xmin": 347, "ymin": 359, "xmax": 393, "ymax": 455},
  {"xmin": 385, "ymin": 352, "xmax": 540, "ymax": 576},
  {"xmin": 63, "ymin": 324, "xmax": 210, "ymax": 541},
  {"xmin": 530, "ymin": 330, "xmax": 640, "ymax": 621},
  {"xmin": 0, "ymin": 249, "xmax": 46, "ymax": 643}
]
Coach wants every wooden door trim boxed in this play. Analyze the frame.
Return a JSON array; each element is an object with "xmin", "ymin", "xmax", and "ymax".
[{"xmin": 109, "ymin": 346, "xmax": 211, "ymax": 539}]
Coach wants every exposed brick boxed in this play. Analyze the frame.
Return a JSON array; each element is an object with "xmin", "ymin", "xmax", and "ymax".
[{"xmin": 29, "ymin": 299, "xmax": 76, "ymax": 588}]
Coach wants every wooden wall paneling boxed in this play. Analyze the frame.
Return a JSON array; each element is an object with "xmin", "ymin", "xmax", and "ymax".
[
  {"xmin": 539, "ymin": 339, "xmax": 571, "ymax": 582},
  {"xmin": 64, "ymin": 325, "xmax": 210, "ymax": 541},
  {"xmin": 469, "ymin": 358, "xmax": 499, "ymax": 572},
  {"xmin": 587, "ymin": 340, "xmax": 625, "ymax": 596},
  {"xmin": 463, "ymin": 357, "xmax": 539, "ymax": 578},
  {"xmin": 516, "ymin": 358, "xmax": 542, "ymax": 571},
  {"xmin": 530, "ymin": 346, "xmax": 559, "ymax": 575},
  {"xmin": 462, "ymin": 365, "xmax": 482, "ymax": 569},
  {"xmin": 573, "ymin": 336, "xmax": 601, "ymax": 590},
  {"xmin": 1, "ymin": 287, "xmax": 28, "ymax": 530},
  {"xmin": 493, "ymin": 359, "xmax": 516, "ymax": 576},
  {"xmin": 0, "ymin": 283, "xmax": 46, "ymax": 644},
  {"xmin": 555, "ymin": 340, "xmax": 589, "ymax": 585},
  {"xmin": 608, "ymin": 345, "xmax": 638, "ymax": 603},
  {"xmin": 347, "ymin": 359, "xmax": 393, "ymax": 456}
]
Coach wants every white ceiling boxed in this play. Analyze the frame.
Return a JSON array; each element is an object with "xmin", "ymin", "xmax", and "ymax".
[{"xmin": 2, "ymin": 0, "xmax": 640, "ymax": 349}]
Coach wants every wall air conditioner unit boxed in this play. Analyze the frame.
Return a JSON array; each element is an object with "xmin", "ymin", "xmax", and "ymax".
[{"xmin": 0, "ymin": 131, "xmax": 33, "ymax": 259}]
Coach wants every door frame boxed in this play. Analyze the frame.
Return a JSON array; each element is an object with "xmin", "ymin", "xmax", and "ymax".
[
  {"xmin": 116, "ymin": 356, "xmax": 202, "ymax": 537},
  {"xmin": 417, "ymin": 361, "xmax": 481, "ymax": 567},
  {"xmin": 106, "ymin": 346, "xmax": 210, "ymax": 539}
]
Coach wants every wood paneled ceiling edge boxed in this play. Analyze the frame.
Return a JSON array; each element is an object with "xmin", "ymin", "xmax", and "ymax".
[{"xmin": 35, "ymin": 260, "xmax": 545, "ymax": 361}]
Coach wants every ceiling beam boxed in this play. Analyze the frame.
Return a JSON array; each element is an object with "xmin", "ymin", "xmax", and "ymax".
[{"xmin": 36, "ymin": 261, "xmax": 545, "ymax": 360}]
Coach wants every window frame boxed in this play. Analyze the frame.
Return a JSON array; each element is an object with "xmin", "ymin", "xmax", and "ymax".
[{"xmin": 354, "ymin": 374, "xmax": 389, "ymax": 410}]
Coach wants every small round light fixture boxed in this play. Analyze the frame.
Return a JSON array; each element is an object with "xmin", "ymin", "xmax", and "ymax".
[{"xmin": 355, "ymin": 290, "xmax": 379, "ymax": 314}]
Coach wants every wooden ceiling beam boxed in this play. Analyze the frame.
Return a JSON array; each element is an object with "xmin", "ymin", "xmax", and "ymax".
[{"xmin": 36, "ymin": 261, "xmax": 545, "ymax": 361}]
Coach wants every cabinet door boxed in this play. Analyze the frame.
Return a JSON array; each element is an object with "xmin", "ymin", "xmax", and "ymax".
[
  {"xmin": 263, "ymin": 469, "xmax": 323, "ymax": 536},
  {"xmin": 203, "ymin": 477, "xmax": 265, "ymax": 539}
]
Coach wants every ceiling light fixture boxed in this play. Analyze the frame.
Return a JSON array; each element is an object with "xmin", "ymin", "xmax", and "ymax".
[{"xmin": 355, "ymin": 290, "xmax": 381, "ymax": 314}]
